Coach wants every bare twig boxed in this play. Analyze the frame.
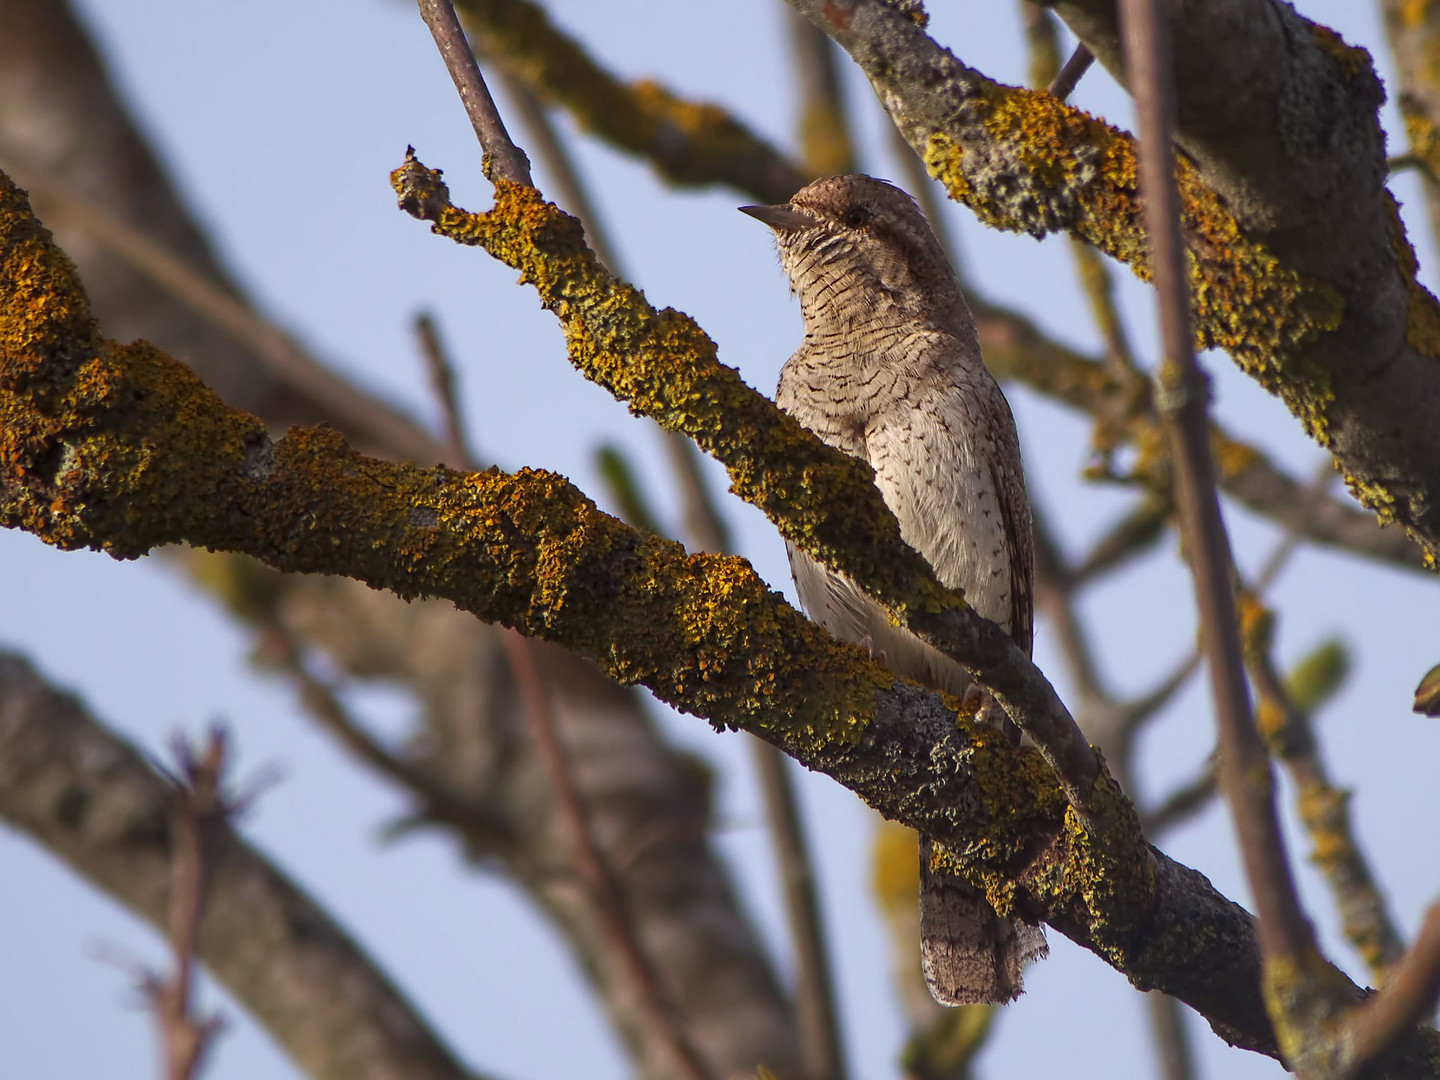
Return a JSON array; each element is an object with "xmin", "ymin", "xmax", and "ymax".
[
  {"xmin": 415, "ymin": 312, "xmax": 473, "ymax": 466},
  {"xmin": 1048, "ymin": 44, "xmax": 1095, "ymax": 101},
  {"xmin": 416, "ymin": 0, "xmax": 532, "ymax": 185},
  {"xmin": 494, "ymin": 69, "xmax": 622, "ymax": 269},
  {"xmin": 1143, "ymin": 763, "xmax": 1218, "ymax": 836},
  {"xmin": 153, "ymin": 729, "xmax": 230, "ymax": 1080},
  {"xmin": 1118, "ymin": 0, "xmax": 1313, "ymax": 971},
  {"xmin": 1020, "ymin": 5, "xmax": 1095, "ymax": 103},
  {"xmin": 255, "ymin": 623, "xmax": 506, "ymax": 842},
  {"xmin": 1347, "ymin": 901, "xmax": 1440, "ymax": 1074},
  {"xmin": 1145, "ymin": 991, "xmax": 1199, "ymax": 1080},
  {"xmin": 499, "ymin": 626, "xmax": 712, "ymax": 1080}
]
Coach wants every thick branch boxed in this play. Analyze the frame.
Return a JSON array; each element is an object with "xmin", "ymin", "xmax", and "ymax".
[
  {"xmin": 389, "ymin": 156, "xmax": 1101, "ymax": 809},
  {"xmin": 789, "ymin": 0, "xmax": 1440, "ymax": 563}
]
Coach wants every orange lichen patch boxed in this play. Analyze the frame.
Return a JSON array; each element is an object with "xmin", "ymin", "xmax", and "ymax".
[{"xmin": 923, "ymin": 81, "xmax": 1343, "ymax": 446}]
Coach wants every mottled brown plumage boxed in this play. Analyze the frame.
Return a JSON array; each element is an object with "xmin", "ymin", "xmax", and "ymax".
[{"xmin": 743, "ymin": 175, "xmax": 1046, "ymax": 1005}]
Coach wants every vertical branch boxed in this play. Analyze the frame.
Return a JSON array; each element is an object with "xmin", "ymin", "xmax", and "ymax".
[
  {"xmin": 789, "ymin": 10, "xmax": 856, "ymax": 177},
  {"xmin": 748, "ymin": 741, "xmax": 849, "ymax": 1080},
  {"xmin": 154, "ymin": 730, "xmax": 230, "ymax": 1080},
  {"xmin": 1117, "ymin": 0, "xmax": 1313, "ymax": 970}
]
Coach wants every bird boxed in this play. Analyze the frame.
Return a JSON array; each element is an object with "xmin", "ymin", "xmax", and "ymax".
[{"xmin": 741, "ymin": 174, "xmax": 1047, "ymax": 1006}]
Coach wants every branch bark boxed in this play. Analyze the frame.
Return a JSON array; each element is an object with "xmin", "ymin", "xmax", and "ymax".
[
  {"xmin": 0, "ymin": 5, "xmax": 802, "ymax": 1076},
  {"xmin": 790, "ymin": 0, "xmax": 1440, "ymax": 563}
]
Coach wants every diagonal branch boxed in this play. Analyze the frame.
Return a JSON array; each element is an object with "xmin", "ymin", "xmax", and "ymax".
[
  {"xmin": 787, "ymin": 0, "xmax": 1440, "ymax": 563},
  {"xmin": 9, "ymin": 165, "xmax": 1440, "ymax": 1073},
  {"xmin": 388, "ymin": 153, "xmax": 1101, "ymax": 813}
]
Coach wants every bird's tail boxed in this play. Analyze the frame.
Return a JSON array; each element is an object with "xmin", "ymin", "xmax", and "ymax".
[{"xmin": 918, "ymin": 835, "xmax": 1048, "ymax": 1006}]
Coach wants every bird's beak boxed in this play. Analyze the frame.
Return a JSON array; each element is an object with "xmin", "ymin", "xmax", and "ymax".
[{"xmin": 738, "ymin": 203, "xmax": 819, "ymax": 232}]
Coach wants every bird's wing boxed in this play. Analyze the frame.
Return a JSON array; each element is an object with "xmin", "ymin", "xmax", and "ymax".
[{"xmin": 987, "ymin": 441, "xmax": 1034, "ymax": 658}]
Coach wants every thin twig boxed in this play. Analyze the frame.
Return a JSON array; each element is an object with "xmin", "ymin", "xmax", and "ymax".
[
  {"xmin": 494, "ymin": 69, "xmax": 622, "ymax": 270},
  {"xmin": 1143, "ymin": 763, "xmax": 1218, "ymax": 836},
  {"xmin": 496, "ymin": 70, "xmax": 734, "ymax": 557},
  {"xmin": 499, "ymin": 626, "xmax": 713, "ymax": 1080},
  {"xmin": 1145, "ymin": 991, "xmax": 1199, "ymax": 1080},
  {"xmin": 414, "ymin": 269, "xmax": 713, "ymax": 1080},
  {"xmin": 256, "ymin": 622, "xmax": 506, "ymax": 841},
  {"xmin": 1347, "ymin": 901, "xmax": 1440, "ymax": 1074},
  {"xmin": 416, "ymin": 0, "xmax": 531, "ymax": 185},
  {"xmin": 1049, "ymin": 44, "xmax": 1095, "ymax": 101},
  {"xmin": 1242, "ymin": 608, "xmax": 1406, "ymax": 986},
  {"xmin": 1031, "ymin": 499, "xmax": 1111, "ymax": 712},
  {"xmin": 748, "ymin": 740, "xmax": 848, "ymax": 1080},
  {"xmin": 153, "ymin": 730, "xmax": 230, "ymax": 1080},
  {"xmin": 1118, "ymin": 0, "xmax": 1313, "ymax": 968},
  {"xmin": 415, "ymin": 312, "xmax": 473, "ymax": 466}
]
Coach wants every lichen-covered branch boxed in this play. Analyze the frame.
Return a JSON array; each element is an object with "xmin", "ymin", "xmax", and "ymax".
[
  {"xmin": 0, "ymin": 653, "xmax": 483, "ymax": 1080},
  {"xmin": 789, "ymin": 0, "xmax": 1440, "ymax": 564},
  {"xmin": 7, "ymin": 165, "xmax": 1425, "ymax": 1065},
  {"xmin": 387, "ymin": 0, "xmax": 1421, "ymax": 571},
  {"xmin": 1242, "ymin": 602, "xmax": 1407, "ymax": 988},
  {"xmin": 0, "ymin": 3, "xmax": 802, "ymax": 1068}
]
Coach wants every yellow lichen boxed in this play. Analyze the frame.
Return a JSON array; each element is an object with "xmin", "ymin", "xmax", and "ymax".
[{"xmin": 924, "ymin": 85, "xmax": 1343, "ymax": 448}]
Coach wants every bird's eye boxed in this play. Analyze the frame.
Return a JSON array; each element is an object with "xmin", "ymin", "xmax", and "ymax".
[{"xmin": 842, "ymin": 205, "xmax": 872, "ymax": 228}]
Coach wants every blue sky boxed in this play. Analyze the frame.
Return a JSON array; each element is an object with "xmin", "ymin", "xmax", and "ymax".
[{"xmin": 3, "ymin": 2, "xmax": 1437, "ymax": 1078}]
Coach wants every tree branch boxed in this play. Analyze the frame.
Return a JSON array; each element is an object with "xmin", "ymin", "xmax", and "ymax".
[
  {"xmin": 9, "ymin": 165, "xmax": 1440, "ymax": 1071},
  {"xmin": 417, "ymin": 0, "xmax": 532, "ymax": 185},
  {"xmin": 0, "ymin": 653, "xmax": 484, "ymax": 1080},
  {"xmin": 0, "ymin": 4, "xmax": 802, "ymax": 1073},
  {"xmin": 789, "ymin": 0, "xmax": 1440, "ymax": 563}
]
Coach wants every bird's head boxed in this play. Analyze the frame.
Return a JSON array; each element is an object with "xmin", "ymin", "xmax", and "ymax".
[{"xmin": 740, "ymin": 174, "xmax": 970, "ymax": 333}]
